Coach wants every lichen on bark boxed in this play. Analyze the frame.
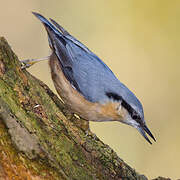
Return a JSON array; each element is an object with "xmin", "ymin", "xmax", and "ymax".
[{"xmin": 0, "ymin": 37, "xmax": 171, "ymax": 180}]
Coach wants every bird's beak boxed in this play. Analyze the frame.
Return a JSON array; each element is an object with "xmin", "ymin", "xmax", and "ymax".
[{"xmin": 137, "ymin": 124, "xmax": 156, "ymax": 144}]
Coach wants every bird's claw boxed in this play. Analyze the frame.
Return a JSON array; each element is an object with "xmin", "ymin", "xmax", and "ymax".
[
  {"xmin": 21, "ymin": 59, "xmax": 36, "ymax": 69},
  {"xmin": 85, "ymin": 128, "xmax": 98, "ymax": 140},
  {"xmin": 21, "ymin": 56, "xmax": 50, "ymax": 69}
]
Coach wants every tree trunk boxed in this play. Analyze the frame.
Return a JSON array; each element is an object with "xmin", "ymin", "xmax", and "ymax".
[{"xmin": 0, "ymin": 37, "xmax": 171, "ymax": 180}]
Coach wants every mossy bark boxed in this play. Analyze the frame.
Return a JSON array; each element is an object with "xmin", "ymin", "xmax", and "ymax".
[{"xmin": 0, "ymin": 37, "xmax": 171, "ymax": 180}]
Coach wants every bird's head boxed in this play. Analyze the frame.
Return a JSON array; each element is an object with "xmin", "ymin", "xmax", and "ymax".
[{"xmin": 106, "ymin": 92, "xmax": 156, "ymax": 144}]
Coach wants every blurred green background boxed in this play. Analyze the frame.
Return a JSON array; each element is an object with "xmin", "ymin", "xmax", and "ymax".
[{"xmin": 1, "ymin": 0, "xmax": 180, "ymax": 179}]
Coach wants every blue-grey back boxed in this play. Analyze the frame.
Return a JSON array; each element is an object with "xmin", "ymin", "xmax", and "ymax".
[
  {"xmin": 65, "ymin": 40, "xmax": 143, "ymax": 115},
  {"xmin": 32, "ymin": 12, "xmax": 144, "ymax": 117}
]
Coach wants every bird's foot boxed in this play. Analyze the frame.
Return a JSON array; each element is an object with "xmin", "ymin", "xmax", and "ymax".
[
  {"xmin": 21, "ymin": 56, "xmax": 50, "ymax": 69},
  {"xmin": 85, "ymin": 128, "xmax": 98, "ymax": 140}
]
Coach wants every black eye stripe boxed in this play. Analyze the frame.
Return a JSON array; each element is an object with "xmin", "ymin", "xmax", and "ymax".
[
  {"xmin": 106, "ymin": 92, "xmax": 140, "ymax": 120},
  {"xmin": 132, "ymin": 114, "xmax": 138, "ymax": 119},
  {"xmin": 106, "ymin": 92, "xmax": 122, "ymax": 101}
]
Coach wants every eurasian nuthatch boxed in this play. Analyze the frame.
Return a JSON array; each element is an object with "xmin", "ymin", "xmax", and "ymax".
[{"xmin": 22, "ymin": 12, "xmax": 156, "ymax": 144}]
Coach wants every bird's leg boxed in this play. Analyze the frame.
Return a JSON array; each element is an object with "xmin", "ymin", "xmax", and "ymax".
[
  {"xmin": 85, "ymin": 127, "xmax": 98, "ymax": 140},
  {"xmin": 85, "ymin": 127, "xmax": 91, "ymax": 136},
  {"xmin": 21, "ymin": 56, "xmax": 50, "ymax": 69}
]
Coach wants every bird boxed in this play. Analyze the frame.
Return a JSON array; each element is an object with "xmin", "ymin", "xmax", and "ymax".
[{"xmin": 22, "ymin": 12, "xmax": 156, "ymax": 144}]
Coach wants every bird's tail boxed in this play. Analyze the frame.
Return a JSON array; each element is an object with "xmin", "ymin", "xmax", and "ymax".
[
  {"xmin": 32, "ymin": 12, "xmax": 71, "ymax": 67},
  {"xmin": 32, "ymin": 12, "xmax": 59, "ymax": 34},
  {"xmin": 32, "ymin": 12, "xmax": 63, "ymax": 49},
  {"xmin": 32, "ymin": 12, "xmax": 69, "ymax": 36},
  {"xmin": 32, "ymin": 12, "xmax": 81, "ymax": 93},
  {"xmin": 32, "ymin": 12, "xmax": 93, "ymax": 56}
]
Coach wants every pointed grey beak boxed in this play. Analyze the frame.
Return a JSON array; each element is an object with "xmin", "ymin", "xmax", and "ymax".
[{"xmin": 137, "ymin": 125, "xmax": 156, "ymax": 144}]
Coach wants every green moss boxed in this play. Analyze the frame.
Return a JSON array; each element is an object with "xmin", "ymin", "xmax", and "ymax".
[{"xmin": 0, "ymin": 37, "xmax": 149, "ymax": 180}]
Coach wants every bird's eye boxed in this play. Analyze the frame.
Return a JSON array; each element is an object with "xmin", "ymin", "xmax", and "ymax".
[
  {"xmin": 132, "ymin": 114, "xmax": 138, "ymax": 119},
  {"xmin": 132, "ymin": 112, "xmax": 140, "ymax": 120}
]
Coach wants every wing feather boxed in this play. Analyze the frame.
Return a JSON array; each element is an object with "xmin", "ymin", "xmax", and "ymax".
[{"xmin": 32, "ymin": 12, "xmax": 143, "ymax": 114}]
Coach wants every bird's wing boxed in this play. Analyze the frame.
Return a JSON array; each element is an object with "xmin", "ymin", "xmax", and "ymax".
[
  {"xmin": 33, "ymin": 12, "xmax": 120, "ymax": 102},
  {"xmin": 32, "ymin": 12, "xmax": 143, "ymax": 112}
]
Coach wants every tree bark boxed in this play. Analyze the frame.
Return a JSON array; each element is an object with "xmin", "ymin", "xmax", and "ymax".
[{"xmin": 0, "ymin": 37, "xmax": 171, "ymax": 180}]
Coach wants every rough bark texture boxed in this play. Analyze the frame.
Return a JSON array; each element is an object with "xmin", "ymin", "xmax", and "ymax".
[{"xmin": 0, "ymin": 37, "xmax": 171, "ymax": 180}]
